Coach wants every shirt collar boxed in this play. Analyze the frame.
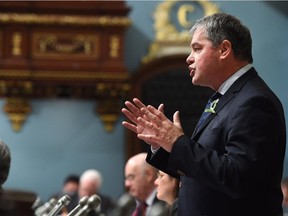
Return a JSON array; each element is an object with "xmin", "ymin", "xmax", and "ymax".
[
  {"xmin": 145, "ymin": 189, "xmax": 157, "ymax": 206},
  {"xmin": 218, "ymin": 64, "xmax": 252, "ymax": 95}
]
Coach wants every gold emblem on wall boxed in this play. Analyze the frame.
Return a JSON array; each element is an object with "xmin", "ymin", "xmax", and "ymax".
[{"xmin": 142, "ymin": 0, "xmax": 220, "ymax": 63}]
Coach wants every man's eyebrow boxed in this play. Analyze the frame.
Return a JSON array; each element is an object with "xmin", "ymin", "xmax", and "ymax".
[{"xmin": 191, "ymin": 42, "xmax": 201, "ymax": 47}]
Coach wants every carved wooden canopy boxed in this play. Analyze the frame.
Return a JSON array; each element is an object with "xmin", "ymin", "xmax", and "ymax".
[{"xmin": 0, "ymin": 1, "xmax": 131, "ymax": 132}]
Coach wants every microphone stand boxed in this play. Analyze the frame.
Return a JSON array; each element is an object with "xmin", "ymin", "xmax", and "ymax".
[
  {"xmin": 47, "ymin": 195, "xmax": 71, "ymax": 216},
  {"xmin": 67, "ymin": 196, "xmax": 89, "ymax": 216}
]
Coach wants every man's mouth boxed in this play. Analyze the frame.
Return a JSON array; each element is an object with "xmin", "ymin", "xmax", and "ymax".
[{"xmin": 189, "ymin": 68, "xmax": 195, "ymax": 77}]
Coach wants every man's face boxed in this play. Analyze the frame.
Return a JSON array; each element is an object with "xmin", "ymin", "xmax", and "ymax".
[
  {"xmin": 186, "ymin": 28, "xmax": 221, "ymax": 89},
  {"xmin": 124, "ymin": 162, "xmax": 148, "ymax": 201},
  {"xmin": 78, "ymin": 179, "xmax": 97, "ymax": 198},
  {"xmin": 63, "ymin": 182, "xmax": 79, "ymax": 195}
]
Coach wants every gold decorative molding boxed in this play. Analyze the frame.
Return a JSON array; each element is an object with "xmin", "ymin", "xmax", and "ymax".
[
  {"xmin": 0, "ymin": 2, "xmax": 131, "ymax": 133},
  {"xmin": 0, "ymin": 69, "xmax": 129, "ymax": 81},
  {"xmin": 3, "ymin": 97, "xmax": 32, "ymax": 132},
  {"xmin": 33, "ymin": 33, "xmax": 99, "ymax": 58},
  {"xmin": 142, "ymin": 0, "xmax": 220, "ymax": 64},
  {"xmin": 0, "ymin": 81, "xmax": 32, "ymax": 131},
  {"xmin": 109, "ymin": 35, "xmax": 120, "ymax": 58},
  {"xmin": 0, "ymin": 13, "xmax": 131, "ymax": 27},
  {"xmin": 95, "ymin": 82, "xmax": 130, "ymax": 132},
  {"xmin": 0, "ymin": 80, "xmax": 33, "ymax": 96},
  {"xmin": 12, "ymin": 32, "xmax": 22, "ymax": 56}
]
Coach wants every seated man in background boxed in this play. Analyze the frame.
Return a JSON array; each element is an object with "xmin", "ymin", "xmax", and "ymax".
[
  {"xmin": 124, "ymin": 152, "xmax": 169, "ymax": 216},
  {"xmin": 53, "ymin": 174, "xmax": 80, "ymax": 199},
  {"xmin": 66, "ymin": 169, "xmax": 116, "ymax": 216}
]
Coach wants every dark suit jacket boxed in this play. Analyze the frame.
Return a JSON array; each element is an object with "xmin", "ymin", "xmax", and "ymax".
[{"xmin": 147, "ymin": 68, "xmax": 286, "ymax": 216}]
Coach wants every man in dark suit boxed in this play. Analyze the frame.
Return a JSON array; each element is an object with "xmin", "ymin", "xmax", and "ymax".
[{"xmin": 122, "ymin": 13, "xmax": 286, "ymax": 216}]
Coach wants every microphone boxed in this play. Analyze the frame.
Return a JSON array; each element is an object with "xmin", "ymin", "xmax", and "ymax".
[
  {"xmin": 67, "ymin": 196, "xmax": 89, "ymax": 216},
  {"xmin": 31, "ymin": 196, "xmax": 42, "ymax": 210},
  {"xmin": 47, "ymin": 195, "xmax": 71, "ymax": 216},
  {"xmin": 108, "ymin": 193, "xmax": 135, "ymax": 216},
  {"xmin": 34, "ymin": 197, "xmax": 58, "ymax": 216},
  {"xmin": 74, "ymin": 194, "xmax": 101, "ymax": 216}
]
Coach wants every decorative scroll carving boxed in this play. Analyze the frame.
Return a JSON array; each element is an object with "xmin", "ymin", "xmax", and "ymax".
[
  {"xmin": 95, "ymin": 82, "xmax": 130, "ymax": 132},
  {"xmin": 0, "ymin": 81, "xmax": 33, "ymax": 131},
  {"xmin": 3, "ymin": 97, "xmax": 32, "ymax": 132},
  {"xmin": 33, "ymin": 33, "xmax": 99, "ymax": 58}
]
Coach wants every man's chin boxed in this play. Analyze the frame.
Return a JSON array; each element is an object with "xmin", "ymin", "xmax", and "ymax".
[{"xmin": 192, "ymin": 78, "xmax": 199, "ymax": 86}]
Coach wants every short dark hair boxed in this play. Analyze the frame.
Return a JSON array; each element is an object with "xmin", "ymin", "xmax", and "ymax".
[
  {"xmin": 190, "ymin": 13, "xmax": 253, "ymax": 63},
  {"xmin": 63, "ymin": 174, "xmax": 80, "ymax": 185},
  {"xmin": 0, "ymin": 140, "xmax": 11, "ymax": 186}
]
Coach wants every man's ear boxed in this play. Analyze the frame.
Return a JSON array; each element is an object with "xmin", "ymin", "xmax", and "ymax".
[
  {"xmin": 145, "ymin": 169, "xmax": 156, "ymax": 183},
  {"xmin": 219, "ymin": 39, "xmax": 232, "ymax": 59}
]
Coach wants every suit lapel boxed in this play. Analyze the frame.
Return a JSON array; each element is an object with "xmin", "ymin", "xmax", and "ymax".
[{"xmin": 191, "ymin": 68, "xmax": 258, "ymax": 139}]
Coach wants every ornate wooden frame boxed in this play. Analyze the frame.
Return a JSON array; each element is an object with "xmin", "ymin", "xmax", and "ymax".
[{"xmin": 0, "ymin": 1, "xmax": 131, "ymax": 132}]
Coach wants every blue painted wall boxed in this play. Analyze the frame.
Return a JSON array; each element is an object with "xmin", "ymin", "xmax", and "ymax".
[{"xmin": 0, "ymin": 1, "xmax": 287, "ymax": 203}]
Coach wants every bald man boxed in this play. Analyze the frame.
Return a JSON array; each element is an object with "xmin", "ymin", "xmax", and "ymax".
[
  {"xmin": 67, "ymin": 169, "xmax": 116, "ymax": 216},
  {"xmin": 124, "ymin": 153, "xmax": 168, "ymax": 216}
]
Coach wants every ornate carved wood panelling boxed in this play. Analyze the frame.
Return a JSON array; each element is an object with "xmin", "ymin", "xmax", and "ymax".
[{"xmin": 0, "ymin": 1, "xmax": 131, "ymax": 132}]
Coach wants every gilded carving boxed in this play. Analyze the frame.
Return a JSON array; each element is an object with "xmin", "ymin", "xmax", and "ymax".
[
  {"xmin": 109, "ymin": 35, "xmax": 120, "ymax": 58},
  {"xmin": 12, "ymin": 32, "xmax": 22, "ymax": 56},
  {"xmin": 178, "ymin": 4, "xmax": 195, "ymax": 28},
  {"xmin": 3, "ymin": 97, "xmax": 32, "ymax": 132},
  {"xmin": 142, "ymin": 0, "xmax": 220, "ymax": 64},
  {"xmin": 0, "ymin": 80, "xmax": 33, "ymax": 95},
  {"xmin": 95, "ymin": 82, "xmax": 130, "ymax": 132},
  {"xmin": 154, "ymin": 0, "xmax": 220, "ymax": 42},
  {"xmin": 0, "ymin": 4, "xmax": 131, "ymax": 132},
  {"xmin": 0, "ymin": 13, "xmax": 131, "ymax": 27},
  {"xmin": 33, "ymin": 33, "xmax": 98, "ymax": 58},
  {"xmin": 0, "ymin": 69, "xmax": 129, "ymax": 81}
]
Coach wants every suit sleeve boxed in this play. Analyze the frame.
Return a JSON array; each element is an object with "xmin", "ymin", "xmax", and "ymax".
[
  {"xmin": 164, "ymin": 94, "xmax": 285, "ymax": 198},
  {"xmin": 146, "ymin": 147, "xmax": 180, "ymax": 179}
]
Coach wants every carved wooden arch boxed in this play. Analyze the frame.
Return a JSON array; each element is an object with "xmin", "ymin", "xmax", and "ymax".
[{"xmin": 124, "ymin": 54, "xmax": 213, "ymax": 160}]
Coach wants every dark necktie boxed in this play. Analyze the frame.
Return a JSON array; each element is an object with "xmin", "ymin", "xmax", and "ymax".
[
  {"xmin": 195, "ymin": 91, "xmax": 222, "ymax": 131},
  {"xmin": 132, "ymin": 202, "xmax": 147, "ymax": 216}
]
